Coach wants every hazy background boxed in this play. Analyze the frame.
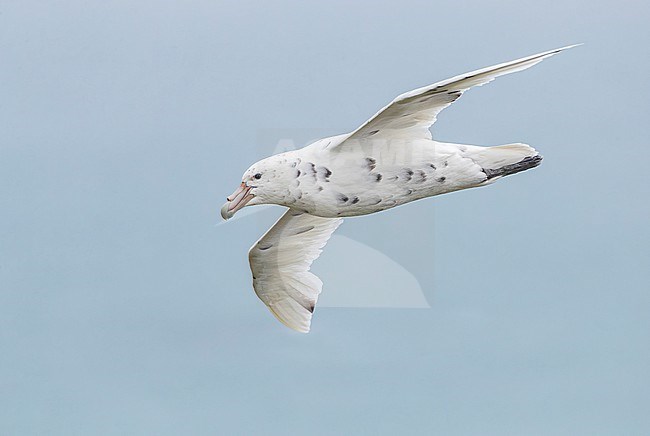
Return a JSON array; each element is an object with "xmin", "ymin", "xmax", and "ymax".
[{"xmin": 1, "ymin": 1, "xmax": 649, "ymax": 434}]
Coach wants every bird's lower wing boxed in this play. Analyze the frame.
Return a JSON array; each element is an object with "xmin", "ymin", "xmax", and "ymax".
[{"xmin": 248, "ymin": 209, "xmax": 343, "ymax": 333}]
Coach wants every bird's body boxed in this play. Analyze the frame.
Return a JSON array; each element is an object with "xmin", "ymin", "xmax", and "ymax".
[
  {"xmin": 221, "ymin": 45, "xmax": 578, "ymax": 332},
  {"xmin": 247, "ymin": 137, "xmax": 540, "ymax": 218}
]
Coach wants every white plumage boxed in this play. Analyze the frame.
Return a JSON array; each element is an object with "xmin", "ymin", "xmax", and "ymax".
[
  {"xmin": 249, "ymin": 211, "xmax": 342, "ymax": 332},
  {"xmin": 221, "ymin": 45, "xmax": 578, "ymax": 332}
]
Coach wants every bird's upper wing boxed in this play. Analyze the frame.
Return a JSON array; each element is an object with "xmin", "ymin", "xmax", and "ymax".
[
  {"xmin": 333, "ymin": 45, "xmax": 578, "ymax": 147},
  {"xmin": 249, "ymin": 209, "xmax": 343, "ymax": 333}
]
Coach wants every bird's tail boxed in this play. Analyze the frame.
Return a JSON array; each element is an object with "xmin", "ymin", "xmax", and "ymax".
[{"xmin": 464, "ymin": 143, "xmax": 542, "ymax": 181}]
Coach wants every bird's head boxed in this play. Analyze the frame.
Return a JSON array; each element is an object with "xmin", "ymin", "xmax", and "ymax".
[{"xmin": 221, "ymin": 156, "xmax": 288, "ymax": 220}]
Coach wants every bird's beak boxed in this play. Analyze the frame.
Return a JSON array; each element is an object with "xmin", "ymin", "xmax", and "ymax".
[{"xmin": 221, "ymin": 182, "xmax": 254, "ymax": 220}]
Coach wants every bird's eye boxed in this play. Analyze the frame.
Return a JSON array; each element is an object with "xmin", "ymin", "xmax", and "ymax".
[{"xmin": 254, "ymin": 173, "xmax": 262, "ymax": 180}]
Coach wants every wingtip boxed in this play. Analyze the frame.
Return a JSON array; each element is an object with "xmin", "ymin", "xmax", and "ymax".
[
  {"xmin": 558, "ymin": 43, "xmax": 583, "ymax": 50},
  {"xmin": 531, "ymin": 43, "xmax": 582, "ymax": 61},
  {"xmin": 267, "ymin": 305, "xmax": 312, "ymax": 333},
  {"xmin": 549, "ymin": 43, "xmax": 583, "ymax": 54},
  {"xmin": 288, "ymin": 324, "xmax": 311, "ymax": 334}
]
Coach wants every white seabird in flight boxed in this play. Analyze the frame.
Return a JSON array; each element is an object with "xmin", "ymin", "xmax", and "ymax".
[{"xmin": 221, "ymin": 45, "xmax": 578, "ymax": 333}]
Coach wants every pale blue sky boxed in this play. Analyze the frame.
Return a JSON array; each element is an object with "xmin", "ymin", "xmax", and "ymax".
[{"xmin": 1, "ymin": 1, "xmax": 649, "ymax": 435}]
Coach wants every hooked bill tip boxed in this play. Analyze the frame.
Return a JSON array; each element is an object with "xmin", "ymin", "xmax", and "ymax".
[{"xmin": 220, "ymin": 203, "xmax": 233, "ymax": 220}]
